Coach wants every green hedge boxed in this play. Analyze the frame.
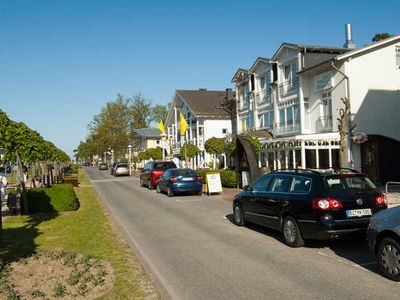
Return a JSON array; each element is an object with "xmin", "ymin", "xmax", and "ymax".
[
  {"xmin": 195, "ymin": 169, "xmax": 237, "ymax": 188},
  {"xmin": 26, "ymin": 183, "xmax": 79, "ymax": 213}
]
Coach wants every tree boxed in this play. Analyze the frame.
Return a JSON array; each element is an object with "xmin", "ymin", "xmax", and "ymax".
[
  {"xmin": 372, "ymin": 33, "xmax": 391, "ymax": 42},
  {"xmin": 204, "ymin": 137, "xmax": 226, "ymax": 169},
  {"xmin": 180, "ymin": 143, "xmax": 200, "ymax": 167},
  {"xmin": 129, "ymin": 93, "xmax": 153, "ymax": 129},
  {"xmin": 146, "ymin": 148, "xmax": 163, "ymax": 160},
  {"xmin": 151, "ymin": 104, "xmax": 169, "ymax": 124}
]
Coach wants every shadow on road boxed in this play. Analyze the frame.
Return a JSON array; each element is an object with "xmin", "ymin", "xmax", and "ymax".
[{"xmin": 225, "ymin": 213, "xmax": 381, "ymax": 276}]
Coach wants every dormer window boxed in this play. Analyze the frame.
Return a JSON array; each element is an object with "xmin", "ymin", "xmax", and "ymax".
[{"xmin": 260, "ymin": 76, "xmax": 266, "ymax": 90}]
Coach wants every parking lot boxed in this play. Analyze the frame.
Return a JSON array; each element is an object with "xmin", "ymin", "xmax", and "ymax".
[{"xmin": 86, "ymin": 167, "xmax": 399, "ymax": 300}]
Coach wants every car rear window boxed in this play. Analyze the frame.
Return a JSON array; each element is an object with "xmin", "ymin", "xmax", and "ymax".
[
  {"xmin": 172, "ymin": 169, "xmax": 197, "ymax": 176},
  {"xmin": 153, "ymin": 162, "xmax": 176, "ymax": 170},
  {"xmin": 324, "ymin": 175, "xmax": 376, "ymax": 193},
  {"xmin": 118, "ymin": 164, "xmax": 128, "ymax": 168}
]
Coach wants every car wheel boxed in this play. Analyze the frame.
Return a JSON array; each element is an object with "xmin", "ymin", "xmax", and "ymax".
[
  {"xmin": 156, "ymin": 184, "xmax": 161, "ymax": 193},
  {"xmin": 140, "ymin": 178, "xmax": 144, "ymax": 187},
  {"xmin": 377, "ymin": 237, "xmax": 400, "ymax": 281},
  {"xmin": 196, "ymin": 190, "xmax": 202, "ymax": 196},
  {"xmin": 148, "ymin": 181, "xmax": 154, "ymax": 190},
  {"xmin": 167, "ymin": 186, "xmax": 174, "ymax": 197},
  {"xmin": 282, "ymin": 216, "xmax": 304, "ymax": 248},
  {"xmin": 233, "ymin": 203, "xmax": 245, "ymax": 226}
]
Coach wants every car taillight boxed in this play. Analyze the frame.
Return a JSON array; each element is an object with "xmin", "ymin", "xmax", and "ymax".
[
  {"xmin": 197, "ymin": 176, "xmax": 202, "ymax": 181},
  {"xmin": 312, "ymin": 198, "xmax": 343, "ymax": 211},
  {"xmin": 375, "ymin": 195, "xmax": 387, "ymax": 206},
  {"xmin": 170, "ymin": 177, "xmax": 177, "ymax": 182}
]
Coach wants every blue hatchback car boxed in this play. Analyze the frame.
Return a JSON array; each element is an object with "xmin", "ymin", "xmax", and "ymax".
[{"xmin": 156, "ymin": 168, "xmax": 203, "ymax": 197}]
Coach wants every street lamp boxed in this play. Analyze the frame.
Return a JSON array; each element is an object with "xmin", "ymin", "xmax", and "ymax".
[
  {"xmin": 160, "ymin": 133, "xmax": 167, "ymax": 160},
  {"xmin": 127, "ymin": 144, "xmax": 132, "ymax": 176}
]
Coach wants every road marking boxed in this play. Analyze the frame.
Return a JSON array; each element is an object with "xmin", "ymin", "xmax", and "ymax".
[
  {"xmin": 91, "ymin": 178, "xmax": 134, "ymax": 183},
  {"xmin": 175, "ymin": 199, "xmax": 202, "ymax": 202}
]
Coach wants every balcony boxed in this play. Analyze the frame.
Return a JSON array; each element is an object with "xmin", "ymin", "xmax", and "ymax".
[
  {"xmin": 255, "ymin": 90, "xmax": 272, "ymax": 105},
  {"xmin": 316, "ymin": 116, "xmax": 333, "ymax": 132},
  {"xmin": 279, "ymin": 79, "xmax": 299, "ymax": 98},
  {"xmin": 275, "ymin": 121, "xmax": 300, "ymax": 135}
]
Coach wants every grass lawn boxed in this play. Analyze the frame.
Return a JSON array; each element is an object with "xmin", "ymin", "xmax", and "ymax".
[{"xmin": 1, "ymin": 169, "xmax": 160, "ymax": 299}]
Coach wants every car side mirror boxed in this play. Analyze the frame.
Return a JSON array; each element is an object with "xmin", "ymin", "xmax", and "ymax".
[{"xmin": 243, "ymin": 185, "xmax": 250, "ymax": 191}]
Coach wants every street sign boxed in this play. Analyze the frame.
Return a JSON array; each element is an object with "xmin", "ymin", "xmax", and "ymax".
[{"xmin": 352, "ymin": 132, "xmax": 368, "ymax": 144}]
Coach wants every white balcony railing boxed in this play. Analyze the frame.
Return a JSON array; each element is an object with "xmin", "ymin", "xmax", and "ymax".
[
  {"xmin": 279, "ymin": 79, "xmax": 299, "ymax": 98},
  {"xmin": 275, "ymin": 121, "xmax": 300, "ymax": 135},
  {"xmin": 255, "ymin": 90, "xmax": 272, "ymax": 105},
  {"xmin": 316, "ymin": 116, "xmax": 333, "ymax": 132}
]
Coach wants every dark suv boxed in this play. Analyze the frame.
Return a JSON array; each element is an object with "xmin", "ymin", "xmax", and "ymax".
[
  {"xmin": 140, "ymin": 161, "xmax": 177, "ymax": 190},
  {"xmin": 232, "ymin": 169, "xmax": 387, "ymax": 247}
]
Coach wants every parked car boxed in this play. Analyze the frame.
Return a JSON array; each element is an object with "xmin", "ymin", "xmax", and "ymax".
[
  {"xmin": 110, "ymin": 162, "xmax": 118, "ymax": 175},
  {"xmin": 157, "ymin": 168, "xmax": 203, "ymax": 197},
  {"xmin": 98, "ymin": 163, "xmax": 108, "ymax": 170},
  {"xmin": 114, "ymin": 163, "xmax": 130, "ymax": 176},
  {"xmin": 232, "ymin": 169, "xmax": 387, "ymax": 247},
  {"xmin": 367, "ymin": 206, "xmax": 400, "ymax": 281},
  {"xmin": 140, "ymin": 161, "xmax": 177, "ymax": 190}
]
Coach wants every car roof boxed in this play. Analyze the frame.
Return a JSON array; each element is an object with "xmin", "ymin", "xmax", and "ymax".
[{"xmin": 272, "ymin": 168, "xmax": 363, "ymax": 178}]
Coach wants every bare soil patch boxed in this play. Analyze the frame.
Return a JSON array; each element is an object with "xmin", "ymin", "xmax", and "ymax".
[{"xmin": 0, "ymin": 250, "xmax": 114, "ymax": 299}]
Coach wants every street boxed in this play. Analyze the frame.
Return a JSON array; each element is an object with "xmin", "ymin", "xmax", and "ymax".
[{"xmin": 86, "ymin": 167, "xmax": 399, "ymax": 300}]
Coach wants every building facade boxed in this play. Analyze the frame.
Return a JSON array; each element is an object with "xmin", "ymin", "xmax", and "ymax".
[
  {"xmin": 232, "ymin": 33, "xmax": 400, "ymax": 183},
  {"xmin": 164, "ymin": 89, "xmax": 232, "ymax": 169}
]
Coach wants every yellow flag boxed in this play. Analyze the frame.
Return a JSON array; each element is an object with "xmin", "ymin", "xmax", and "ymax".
[
  {"xmin": 179, "ymin": 112, "xmax": 187, "ymax": 136},
  {"xmin": 157, "ymin": 120, "xmax": 166, "ymax": 140}
]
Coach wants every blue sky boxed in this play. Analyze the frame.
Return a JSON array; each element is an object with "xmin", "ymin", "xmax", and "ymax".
[{"xmin": 0, "ymin": 0, "xmax": 399, "ymax": 157}]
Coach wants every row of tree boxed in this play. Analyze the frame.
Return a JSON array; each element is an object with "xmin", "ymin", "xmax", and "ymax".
[{"xmin": 77, "ymin": 93, "xmax": 168, "ymax": 162}]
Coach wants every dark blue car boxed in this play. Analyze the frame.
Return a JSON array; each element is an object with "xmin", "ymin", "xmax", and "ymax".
[{"xmin": 156, "ymin": 168, "xmax": 203, "ymax": 197}]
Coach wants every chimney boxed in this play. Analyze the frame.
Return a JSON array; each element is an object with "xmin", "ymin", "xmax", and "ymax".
[{"xmin": 343, "ymin": 23, "xmax": 356, "ymax": 49}]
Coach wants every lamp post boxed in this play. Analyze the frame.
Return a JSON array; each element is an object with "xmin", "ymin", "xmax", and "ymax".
[
  {"xmin": 127, "ymin": 144, "xmax": 132, "ymax": 176},
  {"xmin": 111, "ymin": 149, "xmax": 114, "ymax": 164},
  {"xmin": 161, "ymin": 133, "xmax": 167, "ymax": 160}
]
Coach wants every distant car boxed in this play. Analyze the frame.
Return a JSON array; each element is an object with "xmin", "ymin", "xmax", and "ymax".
[
  {"xmin": 98, "ymin": 163, "xmax": 108, "ymax": 170},
  {"xmin": 232, "ymin": 168, "xmax": 387, "ymax": 247},
  {"xmin": 110, "ymin": 162, "xmax": 118, "ymax": 175},
  {"xmin": 140, "ymin": 161, "xmax": 177, "ymax": 190},
  {"xmin": 114, "ymin": 163, "xmax": 130, "ymax": 176},
  {"xmin": 157, "ymin": 168, "xmax": 203, "ymax": 197},
  {"xmin": 367, "ymin": 206, "xmax": 400, "ymax": 281}
]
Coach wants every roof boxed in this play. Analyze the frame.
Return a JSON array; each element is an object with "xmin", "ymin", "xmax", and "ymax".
[
  {"xmin": 272, "ymin": 42, "xmax": 350, "ymax": 61},
  {"xmin": 335, "ymin": 34, "xmax": 400, "ymax": 61},
  {"xmin": 176, "ymin": 90, "xmax": 231, "ymax": 119},
  {"xmin": 231, "ymin": 68, "xmax": 249, "ymax": 83},
  {"xmin": 249, "ymin": 57, "xmax": 271, "ymax": 73},
  {"xmin": 133, "ymin": 128, "xmax": 162, "ymax": 138}
]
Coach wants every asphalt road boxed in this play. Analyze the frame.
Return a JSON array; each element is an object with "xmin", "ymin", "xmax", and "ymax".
[{"xmin": 85, "ymin": 167, "xmax": 399, "ymax": 300}]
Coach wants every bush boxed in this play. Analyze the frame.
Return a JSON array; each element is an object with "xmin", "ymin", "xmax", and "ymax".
[
  {"xmin": 70, "ymin": 164, "xmax": 79, "ymax": 174},
  {"xmin": 195, "ymin": 169, "xmax": 237, "ymax": 188},
  {"xmin": 27, "ymin": 183, "xmax": 79, "ymax": 213}
]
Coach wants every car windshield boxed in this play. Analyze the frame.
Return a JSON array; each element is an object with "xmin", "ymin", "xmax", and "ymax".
[
  {"xmin": 154, "ymin": 162, "xmax": 176, "ymax": 170},
  {"xmin": 172, "ymin": 169, "xmax": 197, "ymax": 177},
  {"xmin": 324, "ymin": 175, "xmax": 377, "ymax": 193},
  {"xmin": 117, "ymin": 164, "xmax": 128, "ymax": 168}
]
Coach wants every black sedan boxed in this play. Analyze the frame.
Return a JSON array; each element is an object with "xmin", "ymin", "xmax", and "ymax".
[
  {"xmin": 233, "ymin": 169, "xmax": 387, "ymax": 247},
  {"xmin": 367, "ymin": 205, "xmax": 400, "ymax": 281},
  {"xmin": 156, "ymin": 168, "xmax": 203, "ymax": 197}
]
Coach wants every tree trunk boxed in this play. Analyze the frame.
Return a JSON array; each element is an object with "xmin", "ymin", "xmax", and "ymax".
[{"xmin": 16, "ymin": 152, "xmax": 28, "ymax": 214}]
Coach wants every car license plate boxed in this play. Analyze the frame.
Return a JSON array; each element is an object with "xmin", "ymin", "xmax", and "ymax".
[
  {"xmin": 346, "ymin": 208, "xmax": 372, "ymax": 217},
  {"xmin": 182, "ymin": 178, "xmax": 193, "ymax": 181}
]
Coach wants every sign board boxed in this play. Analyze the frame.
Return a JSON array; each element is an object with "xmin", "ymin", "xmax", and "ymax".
[
  {"xmin": 314, "ymin": 72, "xmax": 332, "ymax": 92},
  {"xmin": 206, "ymin": 173, "xmax": 223, "ymax": 195},
  {"xmin": 352, "ymin": 132, "xmax": 368, "ymax": 144}
]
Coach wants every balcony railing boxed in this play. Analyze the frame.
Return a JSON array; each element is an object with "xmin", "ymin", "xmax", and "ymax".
[
  {"xmin": 316, "ymin": 116, "xmax": 333, "ymax": 132},
  {"xmin": 275, "ymin": 121, "xmax": 300, "ymax": 135},
  {"xmin": 255, "ymin": 90, "xmax": 272, "ymax": 105},
  {"xmin": 279, "ymin": 79, "xmax": 299, "ymax": 98}
]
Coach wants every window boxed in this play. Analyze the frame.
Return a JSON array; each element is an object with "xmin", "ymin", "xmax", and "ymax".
[
  {"xmin": 222, "ymin": 128, "xmax": 228, "ymax": 134},
  {"xmin": 284, "ymin": 65, "xmax": 291, "ymax": 81},
  {"xmin": 396, "ymin": 47, "xmax": 400, "ymax": 67},
  {"xmin": 260, "ymin": 76, "xmax": 266, "ymax": 90},
  {"xmin": 252, "ymin": 175, "xmax": 273, "ymax": 191},
  {"xmin": 279, "ymin": 109, "xmax": 285, "ymax": 125},
  {"xmin": 270, "ymin": 175, "xmax": 291, "ymax": 193},
  {"xmin": 289, "ymin": 176, "xmax": 312, "ymax": 193},
  {"xmin": 322, "ymin": 92, "xmax": 332, "ymax": 118},
  {"xmin": 283, "ymin": 63, "xmax": 298, "ymax": 82}
]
